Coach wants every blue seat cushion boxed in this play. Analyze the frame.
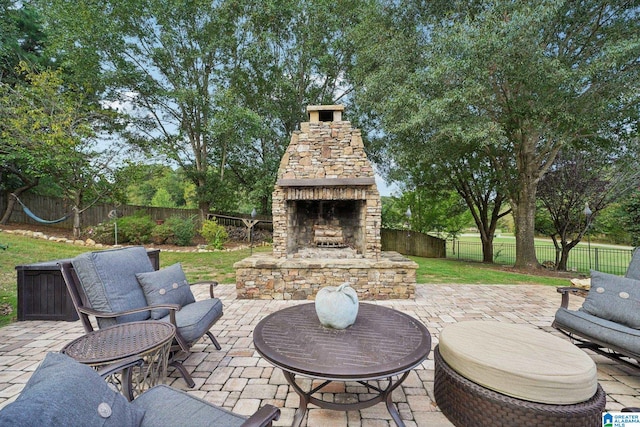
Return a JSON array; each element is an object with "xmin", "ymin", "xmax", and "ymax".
[
  {"xmin": 555, "ymin": 307, "xmax": 640, "ymax": 355},
  {"xmin": 133, "ymin": 385, "xmax": 245, "ymax": 427},
  {"xmin": 0, "ymin": 353, "xmax": 144, "ymax": 427},
  {"xmin": 136, "ymin": 263, "xmax": 196, "ymax": 320},
  {"xmin": 72, "ymin": 246, "xmax": 153, "ymax": 326},
  {"xmin": 160, "ymin": 298, "xmax": 223, "ymax": 344}
]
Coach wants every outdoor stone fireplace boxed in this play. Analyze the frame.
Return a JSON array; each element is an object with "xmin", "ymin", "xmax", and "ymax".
[{"xmin": 234, "ymin": 105, "xmax": 417, "ymax": 300}]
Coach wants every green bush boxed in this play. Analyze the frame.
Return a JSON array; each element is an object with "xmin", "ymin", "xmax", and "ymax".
[
  {"xmin": 151, "ymin": 223, "xmax": 173, "ymax": 245},
  {"xmin": 118, "ymin": 214, "xmax": 155, "ymax": 244},
  {"xmin": 200, "ymin": 219, "xmax": 228, "ymax": 249},
  {"xmin": 87, "ymin": 222, "xmax": 116, "ymax": 245},
  {"xmin": 164, "ymin": 215, "xmax": 196, "ymax": 246}
]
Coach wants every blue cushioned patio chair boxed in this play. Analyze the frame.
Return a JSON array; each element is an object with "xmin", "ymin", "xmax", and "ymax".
[
  {"xmin": 553, "ymin": 247, "xmax": 640, "ymax": 370},
  {"xmin": 0, "ymin": 352, "xmax": 280, "ymax": 427},
  {"xmin": 59, "ymin": 246, "xmax": 224, "ymax": 387}
]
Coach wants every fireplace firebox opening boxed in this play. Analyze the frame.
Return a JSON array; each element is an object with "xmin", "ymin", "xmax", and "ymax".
[{"xmin": 287, "ymin": 199, "xmax": 365, "ymax": 256}]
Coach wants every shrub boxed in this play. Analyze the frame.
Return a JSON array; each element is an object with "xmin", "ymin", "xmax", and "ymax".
[
  {"xmin": 87, "ymin": 222, "xmax": 116, "ymax": 245},
  {"xmin": 164, "ymin": 215, "xmax": 196, "ymax": 246},
  {"xmin": 200, "ymin": 219, "xmax": 228, "ymax": 249},
  {"xmin": 151, "ymin": 223, "xmax": 173, "ymax": 245},
  {"xmin": 118, "ymin": 214, "xmax": 155, "ymax": 244}
]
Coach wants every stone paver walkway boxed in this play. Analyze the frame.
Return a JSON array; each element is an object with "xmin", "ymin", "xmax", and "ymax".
[{"xmin": 1, "ymin": 283, "xmax": 640, "ymax": 426}]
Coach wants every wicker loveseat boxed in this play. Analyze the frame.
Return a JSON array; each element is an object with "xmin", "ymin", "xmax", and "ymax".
[{"xmin": 553, "ymin": 248, "xmax": 640, "ymax": 369}]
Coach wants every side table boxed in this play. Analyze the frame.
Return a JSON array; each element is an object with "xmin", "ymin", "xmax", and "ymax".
[{"xmin": 61, "ymin": 321, "xmax": 175, "ymax": 400}]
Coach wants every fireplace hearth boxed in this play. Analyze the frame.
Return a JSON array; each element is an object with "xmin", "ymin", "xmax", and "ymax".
[{"xmin": 234, "ymin": 105, "xmax": 417, "ymax": 300}]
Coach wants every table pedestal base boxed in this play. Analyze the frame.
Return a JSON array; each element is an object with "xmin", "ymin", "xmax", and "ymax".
[
  {"xmin": 284, "ymin": 371, "xmax": 410, "ymax": 427},
  {"xmin": 102, "ymin": 342, "xmax": 172, "ymax": 401}
]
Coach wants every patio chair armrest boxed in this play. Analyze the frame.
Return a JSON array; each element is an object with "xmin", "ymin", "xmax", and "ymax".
[
  {"xmin": 240, "ymin": 404, "xmax": 281, "ymax": 427},
  {"xmin": 556, "ymin": 286, "xmax": 586, "ymax": 309},
  {"xmin": 79, "ymin": 304, "xmax": 180, "ymax": 319},
  {"xmin": 96, "ymin": 356, "xmax": 144, "ymax": 378},
  {"xmin": 191, "ymin": 280, "xmax": 219, "ymax": 298}
]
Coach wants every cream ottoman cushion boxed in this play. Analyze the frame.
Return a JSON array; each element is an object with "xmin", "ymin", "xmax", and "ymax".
[{"xmin": 439, "ymin": 321, "xmax": 598, "ymax": 404}]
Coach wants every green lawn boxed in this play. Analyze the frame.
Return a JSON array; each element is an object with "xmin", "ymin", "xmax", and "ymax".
[
  {"xmin": 411, "ymin": 256, "xmax": 567, "ymax": 286},
  {"xmin": 0, "ymin": 232, "xmax": 568, "ymax": 327},
  {"xmin": 448, "ymin": 233, "xmax": 633, "ymax": 275}
]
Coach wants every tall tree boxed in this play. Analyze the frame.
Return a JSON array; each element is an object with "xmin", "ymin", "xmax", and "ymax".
[
  {"xmin": 1, "ymin": 2, "xmax": 50, "ymax": 209},
  {"xmin": 38, "ymin": 0, "xmax": 246, "ymax": 218},
  {"xmin": 352, "ymin": 0, "xmax": 640, "ymax": 269},
  {"xmin": 38, "ymin": 0, "xmax": 366, "ymax": 218},
  {"xmin": 0, "ymin": 63, "xmax": 120, "ymax": 237},
  {"xmin": 0, "ymin": 1, "xmax": 49, "ymax": 85},
  {"xmin": 222, "ymin": 0, "xmax": 364, "ymax": 213},
  {"xmin": 536, "ymin": 150, "xmax": 640, "ymax": 270}
]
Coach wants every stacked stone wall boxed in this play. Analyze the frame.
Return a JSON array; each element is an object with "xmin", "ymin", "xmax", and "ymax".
[{"xmin": 235, "ymin": 253, "xmax": 417, "ymax": 300}]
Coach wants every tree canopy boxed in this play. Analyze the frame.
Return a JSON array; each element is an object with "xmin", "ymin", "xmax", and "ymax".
[
  {"xmin": 536, "ymin": 149, "xmax": 640, "ymax": 269},
  {"xmin": 37, "ymin": 0, "xmax": 366, "ymax": 217},
  {"xmin": 0, "ymin": 63, "xmax": 121, "ymax": 236},
  {"xmin": 352, "ymin": 0, "xmax": 640, "ymax": 268}
]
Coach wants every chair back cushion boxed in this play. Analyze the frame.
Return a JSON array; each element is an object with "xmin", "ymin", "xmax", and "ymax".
[
  {"xmin": 72, "ymin": 246, "xmax": 153, "ymax": 326},
  {"xmin": 625, "ymin": 247, "xmax": 640, "ymax": 281},
  {"xmin": 582, "ymin": 270, "xmax": 640, "ymax": 329},
  {"xmin": 0, "ymin": 352, "xmax": 144, "ymax": 427}
]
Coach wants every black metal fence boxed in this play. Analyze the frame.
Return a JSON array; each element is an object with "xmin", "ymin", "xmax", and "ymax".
[{"xmin": 447, "ymin": 240, "xmax": 634, "ymax": 276}]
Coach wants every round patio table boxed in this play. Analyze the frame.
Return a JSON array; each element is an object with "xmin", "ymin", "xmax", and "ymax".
[
  {"xmin": 61, "ymin": 321, "xmax": 175, "ymax": 400},
  {"xmin": 253, "ymin": 303, "xmax": 431, "ymax": 427}
]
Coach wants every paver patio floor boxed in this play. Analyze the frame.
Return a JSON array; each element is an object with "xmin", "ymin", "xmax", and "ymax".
[{"xmin": 1, "ymin": 283, "xmax": 639, "ymax": 426}]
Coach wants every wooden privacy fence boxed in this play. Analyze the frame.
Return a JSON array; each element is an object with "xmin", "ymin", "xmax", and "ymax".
[
  {"xmin": 1, "ymin": 194, "xmax": 447, "ymax": 259},
  {"xmin": 381, "ymin": 228, "xmax": 446, "ymax": 258},
  {"xmin": 0, "ymin": 193, "xmax": 200, "ymax": 229}
]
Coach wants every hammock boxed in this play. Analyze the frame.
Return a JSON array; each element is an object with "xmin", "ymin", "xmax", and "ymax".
[{"xmin": 11, "ymin": 194, "xmax": 73, "ymax": 224}]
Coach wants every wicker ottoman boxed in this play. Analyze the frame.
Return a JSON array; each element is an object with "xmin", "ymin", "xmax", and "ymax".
[{"xmin": 434, "ymin": 322, "xmax": 606, "ymax": 427}]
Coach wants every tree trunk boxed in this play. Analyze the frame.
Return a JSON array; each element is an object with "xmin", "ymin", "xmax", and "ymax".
[
  {"xmin": 0, "ymin": 195, "xmax": 17, "ymax": 225},
  {"xmin": 0, "ymin": 181, "xmax": 39, "ymax": 224},
  {"xmin": 558, "ymin": 245, "xmax": 571, "ymax": 271},
  {"xmin": 198, "ymin": 200, "xmax": 210, "ymax": 223},
  {"xmin": 73, "ymin": 208, "xmax": 81, "ymax": 239},
  {"xmin": 72, "ymin": 192, "xmax": 82, "ymax": 239},
  {"xmin": 512, "ymin": 182, "xmax": 540, "ymax": 269},
  {"xmin": 481, "ymin": 238, "xmax": 494, "ymax": 263}
]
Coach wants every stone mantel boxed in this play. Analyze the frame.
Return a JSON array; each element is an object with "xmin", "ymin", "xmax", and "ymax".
[{"xmin": 275, "ymin": 178, "xmax": 376, "ymax": 187}]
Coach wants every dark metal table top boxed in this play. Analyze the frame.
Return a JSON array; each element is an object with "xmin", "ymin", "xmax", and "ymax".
[
  {"xmin": 253, "ymin": 303, "xmax": 431, "ymax": 380},
  {"xmin": 61, "ymin": 321, "xmax": 175, "ymax": 365}
]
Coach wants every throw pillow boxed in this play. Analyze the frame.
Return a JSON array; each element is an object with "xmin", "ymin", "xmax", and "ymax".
[
  {"xmin": 0, "ymin": 352, "xmax": 144, "ymax": 427},
  {"xmin": 136, "ymin": 263, "xmax": 196, "ymax": 319},
  {"xmin": 581, "ymin": 270, "xmax": 640, "ymax": 329}
]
